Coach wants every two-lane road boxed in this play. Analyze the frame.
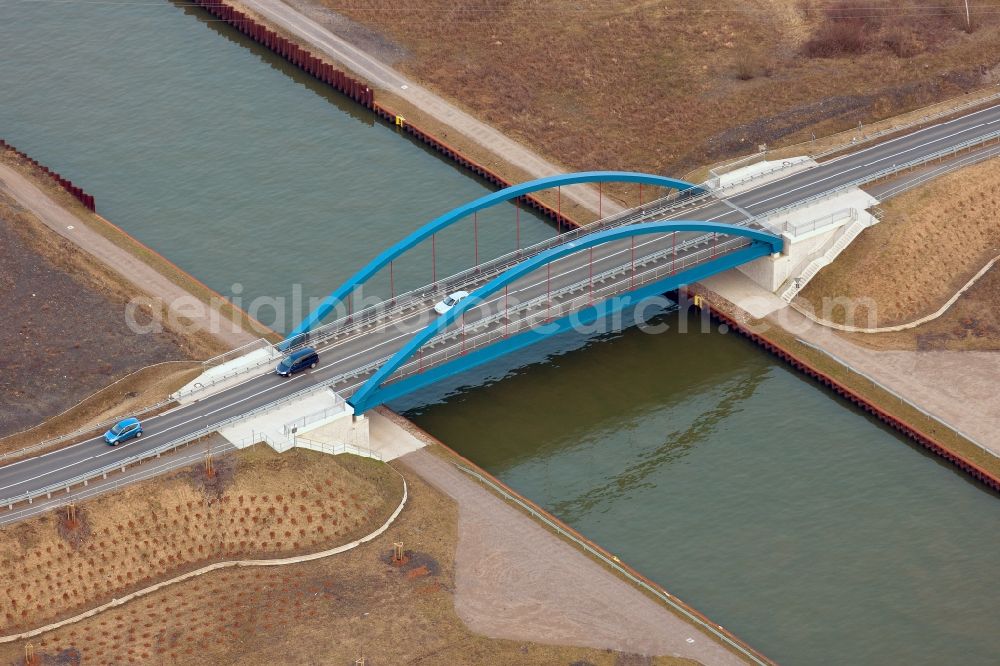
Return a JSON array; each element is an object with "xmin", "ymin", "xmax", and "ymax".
[{"xmin": 2, "ymin": 102, "xmax": 999, "ymax": 504}]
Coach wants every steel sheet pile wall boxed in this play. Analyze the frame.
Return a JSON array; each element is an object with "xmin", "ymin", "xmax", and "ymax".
[
  {"xmin": 686, "ymin": 289, "xmax": 1000, "ymax": 493},
  {"xmin": 189, "ymin": 0, "xmax": 578, "ymax": 230},
  {"xmin": 0, "ymin": 140, "xmax": 96, "ymax": 211}
]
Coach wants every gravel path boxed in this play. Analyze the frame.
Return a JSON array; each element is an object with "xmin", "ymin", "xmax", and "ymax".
[
  {"xmin": 398, "ymin": 448, "xmax": 745, "ymax": 664},
  {"xmin": 0, "ymin": 164, "xmax": 258, "ymax": 350}
]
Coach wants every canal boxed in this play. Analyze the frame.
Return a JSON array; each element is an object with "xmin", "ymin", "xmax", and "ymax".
[{"xmin": 2, "ymin": 2, "xmax": 998, "ymax": 664}]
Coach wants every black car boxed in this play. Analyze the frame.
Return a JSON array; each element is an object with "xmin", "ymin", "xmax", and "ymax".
[{"xmin": 276, "ymin": 347, "xmax": 319, "ymax": 376}]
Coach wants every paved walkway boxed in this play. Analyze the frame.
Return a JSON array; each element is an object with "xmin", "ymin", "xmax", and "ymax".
[
  {"xmin": 240, "ymin": 0, "xmax": 620, "ymax": 217},
  {"xmin": 779, "ymin": 306, "xmax": 1000, "ymax": 456},
  {"xmin": 398, "ymin": 448, "xmax": 744, "ymax": 664},
  {"xmin": 701, "ymin": 271, "xmax": 1000, "ymax": 456},
  {"xmin": 0, "ymin": 164, "xmax": 257, "ymax": 349}
]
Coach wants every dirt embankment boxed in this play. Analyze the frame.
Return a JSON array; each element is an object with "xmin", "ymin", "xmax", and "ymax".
[
  {"xmin": 0, "ymin": 150, "xmax": 279, "ymax": 446},
  {"xmin": 303, "ymin": 0, "xmax": 1000, "ymax": 176},
  {"xmin": 800, "ymin": 156, "xmax": 1000, "ymax": 351},
  {"xmin": 0, "ymin": 195, "xmax": 204, "ymax": 439},
  {"xmin": 0, "ymin": 449, "xmax": 690, "ymax": 666},
  {"xmin": 0, "ymin": 446, "xmax": 400, "ymax": 637}
]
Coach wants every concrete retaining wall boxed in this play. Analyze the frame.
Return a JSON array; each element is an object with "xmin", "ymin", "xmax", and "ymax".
[{"xmin": 0, "ymin": 140, "xmax": 96, "ymax": 211}]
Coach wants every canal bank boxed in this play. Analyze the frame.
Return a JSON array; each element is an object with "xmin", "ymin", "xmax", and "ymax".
[
  {"xmin": 205, "ymin": 0, "xmax": 1000, "ymax": 485},
  {"xmin": 3, "ymin": 3, "xmax": 999, "ymax": 664},
  {"xmin": 0, "ymin": 141, "xmax": 759, "ymax": 666}
]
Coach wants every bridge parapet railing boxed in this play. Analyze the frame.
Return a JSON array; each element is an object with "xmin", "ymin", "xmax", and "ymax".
[
  {"xmin": 282, "ymin": 395, "xmax": 349, "ymax": 437},
  {"xmin": 286, "ymin": 189, "xmax": 718, "ymax": 352},
  {"xmin": 385, "ymin": 236, "xmax": 753, "ymax": 384},
  {"xmin": 200, "ymin": 337, "xmax": 274, "ymax": 368}
]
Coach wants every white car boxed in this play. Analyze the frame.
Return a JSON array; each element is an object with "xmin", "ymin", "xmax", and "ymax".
[{"xmin": 434, "ymin": 290, "xmax": 469, "ymax": 315}]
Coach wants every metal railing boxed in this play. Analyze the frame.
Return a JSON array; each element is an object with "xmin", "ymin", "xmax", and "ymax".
[
  {"xmin": 708, "ymin": 157, "xmax": 814, "ymax": 194},
  {"xmin": 387, "ymin": 238, "xmax": 752, "ymax": 384},
  {"xmin": 294, "ymin": 435, "xmax": 382, "ymax": 461},
  {"xmin": 706, "ymin": 86, "xmax": 1000, "ymax": 174},
  {"xmin": 282, "ymin": 397, "xmax": 348, "ymax": 437},
  {"xmin": 756, "ymin": 128, "xmax": 1000, "ymax": 221},
  {"xmin": 811, "ymin": 88, "xmax": 1000, "ymax": 160},
  {"xmin": 280, "ymin": 188, "xmax": 721, "ymax": 354},
  {"xmin": 200, "ymin": 337, "xmax": 273, "ymax": 368},
  {"xmin": 0, "ymin": 376, "xmax": 344, "ymax": 509},
  {"xmin": 454, "ymin": 463, "xmax": 768, "ymax": 665},
  {"xmin": 772, "ymin": 208, "xmax": 857, "ymax": 237},
  {"xmin": 874, "ymin": 140, "xmax": 1000, "ymax": 200},
  {"xmin": 795, "ymin": 338, "xmax": 993, "ymax": 457},
  {"xmin": 8, "ymin": 122, "xmax": 997, "ymax": 487}
]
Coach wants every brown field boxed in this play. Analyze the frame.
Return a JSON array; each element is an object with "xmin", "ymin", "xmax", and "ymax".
[
  {"xmin": 313, "ymin": 0, "xmax": 1000, "ymax": 177},
  {"xmin": 800, "ymin": 156, "xmax": 1000, "ymax": 350},
  {"xmin": 0, "ymin": 454, "xmax": 693, "ymax": 666},
  {"xmin": 0, "ymin": 446, "xmax": 400, "ymax": 637}
]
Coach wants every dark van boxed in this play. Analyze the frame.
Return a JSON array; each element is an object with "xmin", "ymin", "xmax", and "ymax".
[{"xmin": 276, "ymin": 347, "xmax": 319, "ymax": 377}]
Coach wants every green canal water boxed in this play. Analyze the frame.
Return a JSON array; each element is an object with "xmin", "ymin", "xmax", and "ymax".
[{"xmin": 2, "ymin": 3, "xmax": 997, "ymax": 664}]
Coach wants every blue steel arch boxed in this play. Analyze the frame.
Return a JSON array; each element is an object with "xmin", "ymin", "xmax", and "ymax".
[
  {"xmin": 349, "ymin": 220, "xmax": 782, "ymax": 413},
  {"xmin": 286, "ymin": 171, "xmax": 703, "ymax": 344}
]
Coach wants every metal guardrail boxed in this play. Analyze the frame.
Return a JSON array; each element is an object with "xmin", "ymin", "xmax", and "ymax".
[
  {"xmin": 453, "ymin": 463, "xmax": 769, "ymax": 666},
  {"xmin": 0, "ymin": 345, "xmax": 281, "ymax": 463},
  {"xmin": 282, "ymin": 397, "xmax": 348, "ymax": 437},
  {"xmin": 874, "ymin": 141, "xmax": 1000, "ymax": 200},
  {"xmin": 7, "ymin": 122, "xmax": 998, "ymax": 500},
  {"xmin": 294, "ymin": 435, "xmax": 382, "ymax": 461},
  {"xmin": 282, "ymin": 188, "xmax": 719, "ymax": 352},
  {"xmin": 776, "ymin": 208, "xmax": 856, "ymax": 237},
  {"xmin": 200, "ymin": 337, "xmax": 272, "ymax": 368},
  {"xmin": 388, "ymin": 237, "xmax": 752, "ymax": 383},
  {"xmin": 0, "ymin": 375, "xmax": 346, "ymax": 509},
  {"xmin": 811, "ymin": 89, "xmax": 1000, "ymax": 160},
  {"xmin": 794, "ymin": 338, "xmax": 994, "ymax": 458},
  {"xmin": 706, "ymin": 86, "xmax": 1000, "ymax": 175},
  {"xmin": 755, "ymin": 127, "xmax": 1000, "ymax": 222},
  {"xmin": 707, "ymin": 157, "xmax": 813, "ymax": 193}
]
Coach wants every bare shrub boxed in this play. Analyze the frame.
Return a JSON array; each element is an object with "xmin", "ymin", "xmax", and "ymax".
[
  {"xmin": 802, "ymin": 17, "xmax": 870, "ymax": 57},
  {"xmin": 735, "ymin": 56, "xmax": 757, "ymax": 81}
]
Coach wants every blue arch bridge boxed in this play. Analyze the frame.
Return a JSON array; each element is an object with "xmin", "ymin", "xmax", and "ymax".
[{"xmin": 281, "ymin": 171, "xmax": 783, "ymax": 415}]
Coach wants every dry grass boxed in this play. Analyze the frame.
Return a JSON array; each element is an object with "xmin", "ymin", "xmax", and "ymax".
[
  {"xmin": 799, "ymin": 156, "xmax": 1000, "ymax": 349},
  {"xmin": 310, "ymin": 0, "xmax": 1000, "ymax": 176},
  {"xmin": 0, "ymin": 446, "xmax": 401, "ymax": 636},
  {"xmin": 0, "ymin": 465, "xmax": 694, "ymax": 666}
]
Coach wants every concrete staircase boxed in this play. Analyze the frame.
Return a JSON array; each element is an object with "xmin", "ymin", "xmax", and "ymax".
[{"xmin": 779, "ymin": 216, "xmax": 869, "ymax": 302}]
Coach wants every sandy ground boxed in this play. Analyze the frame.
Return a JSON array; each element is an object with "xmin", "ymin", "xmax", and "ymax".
[
  {"xmin": 398, "ymin": 448, "xmax": 746, "ymax": 665},
  {"xmin": 0, "ymin": 163, "xmax": 259, "ymax": 351}
]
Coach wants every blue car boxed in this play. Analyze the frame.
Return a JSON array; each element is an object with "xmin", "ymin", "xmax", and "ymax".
[
  {"xmin": 104, "ymin": 417, "xmax": 143, "ymax": 445},
  {"xmin": 276, "ymin": 347, "xmax": 319, "ymax": 377}
]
